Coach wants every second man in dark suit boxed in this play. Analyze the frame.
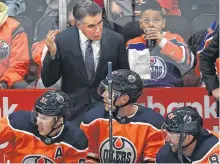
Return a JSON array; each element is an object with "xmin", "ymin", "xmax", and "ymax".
[{"xmin": 41, "ymin": 0, "xmax": 129, "ymax": 126}]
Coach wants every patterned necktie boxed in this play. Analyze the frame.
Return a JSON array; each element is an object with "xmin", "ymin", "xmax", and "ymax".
[{"xmin": 84, "ymin": 40, "xmax": 95, "ymax": 81}]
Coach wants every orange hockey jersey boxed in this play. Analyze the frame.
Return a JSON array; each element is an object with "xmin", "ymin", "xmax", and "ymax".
[
  {"xmin": 195, "ymin": 22, "xmax": 219, "ymax": 77},
  {"xmin": 0, "ymin": 16, "xmax": 29, "ymax": 87},
  {"xmin": 126, "ymin": 32, "xmax": 194, "ymax": 87},
  {"xmin": 31, "ymin": 39, "xmax": 48, "ymax": 81},
  {"xmin": 81, "ymin": 104, "xmax": 165, "ymax": 163},
  {"xmin": 0, "ymin": 110, "xmax": 88, "ymax": 163},
  {"xmin": 156, "ymin": 130, "xmax": 220, "ymax": 163}
]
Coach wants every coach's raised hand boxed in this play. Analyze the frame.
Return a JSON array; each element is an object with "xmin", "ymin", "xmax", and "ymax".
[{"xmin": 45, "ymin": 30, "xmax": 60, "ymax": 57}]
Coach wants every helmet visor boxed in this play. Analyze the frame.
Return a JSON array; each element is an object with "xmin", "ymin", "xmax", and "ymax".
[
  {"xmin": 31, "ymin": 110, "xmax": 55, "ymax": 124},
  {"xmin": 161, "ymin": 123, "xmax": 181, "ymax": 140},
  {"xmin": 97, "ymin": 80, "xmax": 108, "ymax": 97}
]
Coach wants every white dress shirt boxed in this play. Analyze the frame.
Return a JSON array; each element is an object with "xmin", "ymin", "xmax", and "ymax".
[{"xmin": 79, "ymin": 29, "xmax": 101, "ymax": 71}]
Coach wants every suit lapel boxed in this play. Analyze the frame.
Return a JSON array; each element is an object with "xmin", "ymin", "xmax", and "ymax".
[{"xmin": 71, "ymin": 27, "xmax": 89, "ymax": 84}]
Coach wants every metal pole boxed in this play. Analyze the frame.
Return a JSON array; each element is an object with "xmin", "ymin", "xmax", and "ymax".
[
  {"xmin": 59, "ymin": 0, "xmax": 67, "ymax": 31},
  {"xmin": 107, "ymin": 62, "xmax": 113, "ymax": 163}
]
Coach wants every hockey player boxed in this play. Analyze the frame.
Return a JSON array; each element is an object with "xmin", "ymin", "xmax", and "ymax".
[
  {"xmin": 126, "ymin": 1, "xmax": 194, "ymax": 87},
  {"xmin": 80, "ymin": 69, "xmax": 165, "ymax": 163},
  {"xmin": 0, "ymin": 90, "xmax": 88, "ymax": 163},
  {"xmin": 156, "ymin": 106, "xmax": 219, "ymax": 163}
]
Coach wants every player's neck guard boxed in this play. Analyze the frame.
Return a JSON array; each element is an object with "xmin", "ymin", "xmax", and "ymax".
[
  {"xmin": 115, "ymin": 115, "xmax": 132, "ymax": 124},
  {"xmin": 114, "ymin": 105, "xmax": 138, "ymax": 124}
]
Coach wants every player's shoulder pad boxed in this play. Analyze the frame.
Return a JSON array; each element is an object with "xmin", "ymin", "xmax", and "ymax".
[
  {"xmin": 193, "ymin": 130, "xmax": 219, "ymax": 160},
  {"xmin": 63, "ymin": 122, "xmax": 88, "ymax": 150},
  {"xmin": 135, "ymin": 105, "xmax": 164, "ymax": 129},
  {"xmin": 156, "ymin": 143, "xmax": 179, "ymax": 163},
  {"xmin": 8, "ymin": 110, "xmax": 35, "ymax": 133},
  {"xmin": 82, "ymin": 103, "xmax": 108, "ymax": 125}
]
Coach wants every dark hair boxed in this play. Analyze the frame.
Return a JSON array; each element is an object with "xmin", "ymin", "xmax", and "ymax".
[
  {"xmin": 139, "ymin": 0, "xmax": 164, "ymax": 18},
  {"xmin": 73, "ymin": 0, "xmax": 102, "ymax": 23}
]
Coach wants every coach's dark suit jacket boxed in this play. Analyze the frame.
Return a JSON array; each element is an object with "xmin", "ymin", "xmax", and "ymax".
[{"xmin": 41, "ymin": 26, "xmax": 129, "ymax": 120}]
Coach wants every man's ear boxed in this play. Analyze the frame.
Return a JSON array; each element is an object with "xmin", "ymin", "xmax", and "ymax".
[
  {"xmin": 75, "ymin": 20, "xmax": 81, "ymax": 30},
  {"xmin": 122, "ymin": 95, "xmax": 130, "ymax": 104},
  {"xmin": 186, "ymin": 134, "xmax": 194, "ymax": 141},
  {"xmin": 57, "ymin": 117, "xmax": 64, "ymax": 123}
]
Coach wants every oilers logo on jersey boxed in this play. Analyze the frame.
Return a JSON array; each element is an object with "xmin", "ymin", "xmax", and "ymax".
[
  {"xmin": 22, "ymin": 155, "xmax": 55, "ymax": 163},
  {"xmin": 0, "ymin": 40, "xmax": 10, "ymax": 60},
  {"xmin": 99, "ymin": 136, "xmax": 137, "ymax": 163},
  {"xmin": 150, "ymin": 56, "xmax": 167, "ymax": 80}
]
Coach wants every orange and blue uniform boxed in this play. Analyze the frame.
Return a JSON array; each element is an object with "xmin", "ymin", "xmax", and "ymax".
[
  {"xmin": 0, "ymin": 2, "xmax": 29, "ymax": 87},
  {"xmin": 156, "ymin": 130, "xmax": 220, "ymax": 163},
  {"xmin": 126, "ymin": 32, "xmax": 194, "ymax": 87},
  {"xmin": 81, "ymin": 104, "xmax": 165, "ymax": 163},
  {"xmin": 0, "ymin": 110, "xmax": 88, "ymax": 163}
]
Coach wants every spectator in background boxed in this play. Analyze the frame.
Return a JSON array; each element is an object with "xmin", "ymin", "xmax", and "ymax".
[
  {"xmin": 41, "ymin": 0, "xmax": 129, "ymax": 126},
  {"xmin": 33, "ymin": 0, "xmax": 77, "ymax": 42},
  {"xmin": 0, "ymin": 2, "xmax": 29, "ymax": 89},
  {"xmin": 5, "ymin": 0, "xmax": 26, "ymax": 16},
  {"xmin": 200, "ymin": 26, "xmax": 219, "ymax": 117},
  {"xmin": 184, "ymin": 21, "xmax": 219, "ymax": 87},
  {"xmin": 108, "ymin": 0, "xmax": 181, "ymax": 23},
  {"xmin": 193, "ymin": 21, "xmax": 219, "ymax": 80},
  {"xmin": 126, "ymin": 1, "xmax": 194, "ymax": 87},
  {"xmin": 42, "ymin": 0, "xmax": 76, "ymax": 17},
  {"xmin": 93, "ymin": 0, "xmax": 105, "ymax": 9},
  {"xmin": 157, "ymin": 0, "xmax": 181, "ymax": 16},
  {"xmin": 32, "ymin": 10, "xmax": 76, "ymax": 89}
]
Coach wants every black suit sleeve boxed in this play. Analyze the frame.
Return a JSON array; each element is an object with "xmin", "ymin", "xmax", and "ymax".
[
  {"xmin": 41, "ymin": 39, "xmax": 62, "ymax": 87},
  {"xmin": 118, "ymin": 35, "xmax": 130, "ymax": 69},
  {"xmin": 200, "ymin": 27, "xmax": 219, "ymax": 95}
]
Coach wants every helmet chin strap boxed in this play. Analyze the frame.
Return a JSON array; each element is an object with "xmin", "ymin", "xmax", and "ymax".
[
  {"xmin": 112, "ymin": 93, "xmax": 134, "ymax": 114},
  {"xmin": 177, "ymin": 133, "xmax": 196, "ymax": 163},
  {"xmin": 112, "ymin": 95, "xmax": 138, "ymax": 124},
  {"xmin": 182, "ymin": 136, "xmax": 196, "ymax": 149},
  {"xmin": 40, "ymin": 117, "xmax": 64, "ymax": 145},
  {"xmin": 112, "ymin": 95, "xmax": 128, "ymax": 117},
  {"xmin": 178, "ymin": 132, "xmax": 186, "ymax": 163}
]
